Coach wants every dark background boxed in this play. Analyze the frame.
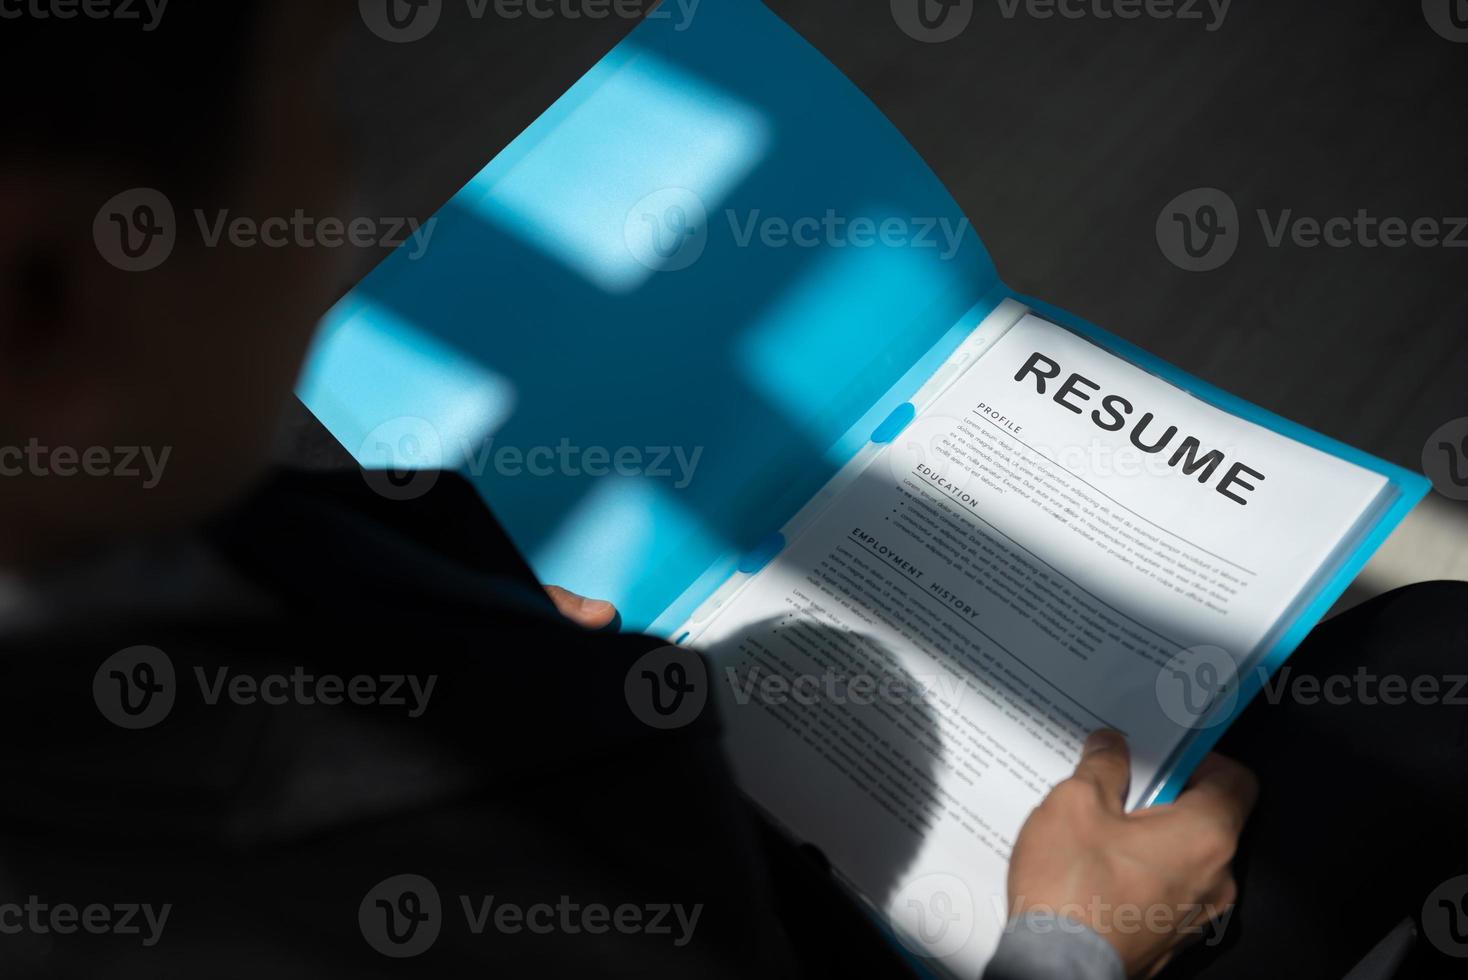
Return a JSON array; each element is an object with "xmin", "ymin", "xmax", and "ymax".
[{"xmin": 316, "ymin": 0, "xmax": 1468, "ymax": 477}]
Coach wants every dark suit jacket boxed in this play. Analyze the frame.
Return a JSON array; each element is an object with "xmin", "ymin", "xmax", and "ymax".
[{"xmin": 0, "ymin": 469, "xmax": 907, "ymax": 978}]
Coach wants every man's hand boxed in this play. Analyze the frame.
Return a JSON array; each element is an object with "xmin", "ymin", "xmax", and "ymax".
[
  {"xmin": 1007, "ymin": 730, "xmax": 1257, "ymax": 979},
  {"xmin": 543, "ymin": 585, "xmax": 617, "ymax": 630}
]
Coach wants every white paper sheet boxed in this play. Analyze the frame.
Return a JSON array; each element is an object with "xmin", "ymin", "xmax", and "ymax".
[{"xmin": 687, "ymin": 314, "xmax": 1387, "ymax": 975}]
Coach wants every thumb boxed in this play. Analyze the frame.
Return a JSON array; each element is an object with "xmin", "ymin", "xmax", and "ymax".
[
  {"xmin": 544, "ymin": 585, "xmax": 617, "ymax": 629},
  {"xmin": 1071, "ymin": 729, "xmax": 1132, "ymax": 810}
]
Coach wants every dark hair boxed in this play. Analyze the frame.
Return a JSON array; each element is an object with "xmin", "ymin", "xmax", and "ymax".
[{"xmin": 3, "ymin": 4, "xmax": 266, "ymax": 189}]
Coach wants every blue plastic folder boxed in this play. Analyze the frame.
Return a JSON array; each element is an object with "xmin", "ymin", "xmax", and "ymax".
[{"xmin": 298, "ymin": 0, "xmax": 1427, "ymax": 810}]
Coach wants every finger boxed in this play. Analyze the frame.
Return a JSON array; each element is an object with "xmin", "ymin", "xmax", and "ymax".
[
  {"xmin": 544, "ymin": 586, "xmax": 617, "ymax": 629},
  {"xmin": 1144, "ymin": 951, "xmax": 1175, "ymax": 980},
  {"xmin": 1174, "ymin": 753, "xmax": 1259, "ymax": 834},
  {"xmin": 1071, "ymin": 729, "xmax": 1131, "ymax": 809}
]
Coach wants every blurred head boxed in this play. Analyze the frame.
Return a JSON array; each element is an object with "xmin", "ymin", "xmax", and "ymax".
[{"xmin": 0, "ymin": 3, "xmax": 349, "ymax": 567}]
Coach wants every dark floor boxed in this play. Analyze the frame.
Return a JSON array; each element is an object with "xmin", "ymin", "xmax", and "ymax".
[{"xmin": 319, "ymin": 0, "xmax": 1468, "ymax": 479}]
